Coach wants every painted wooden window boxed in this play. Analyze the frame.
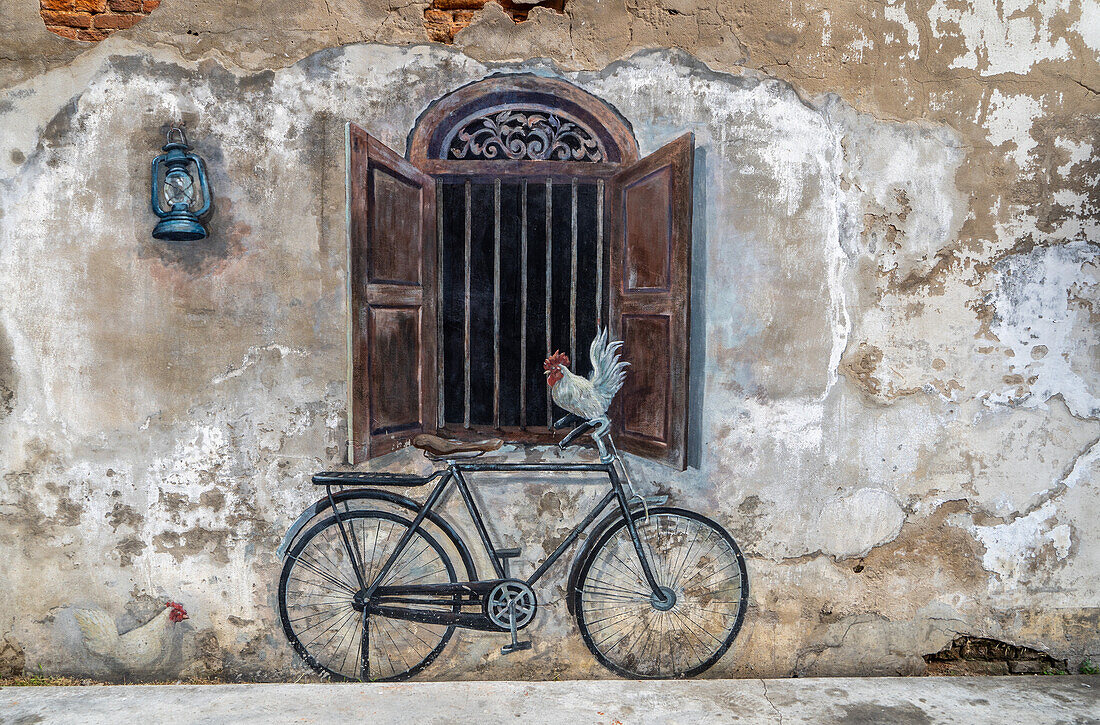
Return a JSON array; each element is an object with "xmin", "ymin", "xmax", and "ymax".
[{"xmin": 347, "ymin": 76, "xmax": 695, "ymax": 469}]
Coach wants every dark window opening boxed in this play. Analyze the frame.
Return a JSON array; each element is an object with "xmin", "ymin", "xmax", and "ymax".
[{"xmin": 441, "ymin": 179, "xmax": 604, "ymax": 430}]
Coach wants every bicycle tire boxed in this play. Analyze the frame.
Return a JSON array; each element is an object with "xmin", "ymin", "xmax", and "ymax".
[
  {"xmin": 278, "ymin": 509, "xmax": 458, "ymax": 682},
  {"xmin": 572, "ymin": 506, "xmax": 748, "ymax": 678}
]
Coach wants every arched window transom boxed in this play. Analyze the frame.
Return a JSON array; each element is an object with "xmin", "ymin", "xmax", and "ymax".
[{"xmin": 443, "ymin": 106, "xmax": 606, "ymax": 162}]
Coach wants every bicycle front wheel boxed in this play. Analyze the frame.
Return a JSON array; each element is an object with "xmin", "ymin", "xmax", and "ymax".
[
  {"xmin": 573, "ymin": 507, "xmax": 748, "ymax": 678},
  {"xmin": 278, "ymin": 509, "xmax": 457, "ymax": 682}
]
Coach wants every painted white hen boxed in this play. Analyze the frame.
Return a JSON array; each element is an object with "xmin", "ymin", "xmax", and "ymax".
[
  {"xmin": 544, "ymin": 328, "xmax": 629, "ymax": 461},
  {"xmin": 74, "ymin": 601, "xmax": 188, "ymax": 671}
]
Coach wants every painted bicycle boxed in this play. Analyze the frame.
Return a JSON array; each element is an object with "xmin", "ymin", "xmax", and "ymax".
[
  {"xmin": 276, "ymin": 421, "xmax": 748, "ymax": 681},
  {"xmin": 276, "ymin": 332, "xmax": 748, "ymax": 680}
]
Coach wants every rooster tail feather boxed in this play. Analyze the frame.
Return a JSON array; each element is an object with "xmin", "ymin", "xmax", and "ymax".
[
  {"xmin": 74, "ymin": 608, "xmax": 118, "ymax": 658},
  {"xmin": 587, "ymin": 327, "xmax": 630, "ymax": 405}
]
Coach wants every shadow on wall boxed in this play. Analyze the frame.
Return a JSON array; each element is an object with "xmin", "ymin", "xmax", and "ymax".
[
  {"xmin": 137, "ymin": 121, "xmax": 254, "ymax": 277},
  {"xmin": 688, "ymin": 146, "xmax": 707, "ymax": 469}
]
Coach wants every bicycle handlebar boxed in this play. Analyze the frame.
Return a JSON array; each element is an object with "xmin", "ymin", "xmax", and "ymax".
[
  {"xmin": 558, "ymin": 420, "xmax": 597, "ymax": 450},
  {"xmin": 551, "ymin": 413, "xmax": 584, "ymax": 431}
]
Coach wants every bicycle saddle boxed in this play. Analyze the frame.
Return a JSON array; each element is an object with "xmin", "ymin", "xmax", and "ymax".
[{"xmin": 411, "ymin": 434, "xmax": 504, "ymax": 457}]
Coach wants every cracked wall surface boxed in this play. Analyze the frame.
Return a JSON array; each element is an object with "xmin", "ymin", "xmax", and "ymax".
[{"xmin": 0, "ymin": 0, "xmax": 1097, "ymax": 680}]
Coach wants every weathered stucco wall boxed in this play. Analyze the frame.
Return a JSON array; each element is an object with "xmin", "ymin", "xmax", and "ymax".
[{"xmin": 0, "ymin": 0, "xmax": 1097, "ymax": 680}]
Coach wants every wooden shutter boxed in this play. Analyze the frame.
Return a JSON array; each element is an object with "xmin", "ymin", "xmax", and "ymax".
[
  {"xmin": 609, "ymin": 134, "xmax": 694, "ymax": 470},
  {"xmin": 346, "ymin": 123, "xmax": 437, "ymax": 462}
]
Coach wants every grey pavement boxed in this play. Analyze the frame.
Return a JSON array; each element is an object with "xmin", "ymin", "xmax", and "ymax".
[{"xmin": 1, "ymin": 676, "xmax": 1097, "ymax": 724}]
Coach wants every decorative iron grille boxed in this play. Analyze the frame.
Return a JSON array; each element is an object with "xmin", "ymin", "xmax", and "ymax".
[{"xmin": 445, "ymin": 107, "xmax": 606, "ymax": 162}]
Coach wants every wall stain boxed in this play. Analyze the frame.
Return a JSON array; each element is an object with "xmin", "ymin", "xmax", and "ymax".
[{"xmin": 0, "ymin": 320, "xmax": 16, "ymax": 418}]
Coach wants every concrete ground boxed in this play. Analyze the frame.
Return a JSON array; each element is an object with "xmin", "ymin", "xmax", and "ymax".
[{"xmin": 0, "ymin": 677, "xmax": 1096, "ymax": 724}]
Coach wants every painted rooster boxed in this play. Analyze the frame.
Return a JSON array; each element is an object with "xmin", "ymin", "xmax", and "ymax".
[
  {"xmin": 74, "ymin": 601, "xmax": 188, "ymax": 671},
  {"xmin": 544, "ymin": 328, "xmax": 629, "ymax": 461}
]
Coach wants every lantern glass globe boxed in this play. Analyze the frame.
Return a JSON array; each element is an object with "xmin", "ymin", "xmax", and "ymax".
[{"xmin": 163, "ymin": 168, "xmax": 195, "ymax": 208}]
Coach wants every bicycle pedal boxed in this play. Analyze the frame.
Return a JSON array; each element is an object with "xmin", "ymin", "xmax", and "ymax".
[{"xmin": 500, "ymin": 640, "xmax": 532, "ymax": 655}]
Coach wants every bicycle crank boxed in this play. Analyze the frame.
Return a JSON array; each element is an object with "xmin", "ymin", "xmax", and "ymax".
[{"xmin": 483, "ymin": 580, "xmax": 537, "ymax": 654}]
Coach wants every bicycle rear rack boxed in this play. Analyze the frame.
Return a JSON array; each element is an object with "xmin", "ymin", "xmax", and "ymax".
[{"xmin": 311, "ymin": 470, "xmax": 445, "ymax": 487}]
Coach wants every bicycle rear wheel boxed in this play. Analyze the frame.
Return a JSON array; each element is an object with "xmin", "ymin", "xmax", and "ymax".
[
  {"xmin": 573, "ymin": 507, "xmax": 748, "ymax": 678},
  {"xmin": 278, "ymin": 509, "xmax": 457, "ymax": 681}
]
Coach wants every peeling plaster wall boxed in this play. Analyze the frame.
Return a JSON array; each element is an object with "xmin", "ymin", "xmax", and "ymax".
[{"xmin": 1, "ymin": 0, "xmax": 1098, "ymax": 680}]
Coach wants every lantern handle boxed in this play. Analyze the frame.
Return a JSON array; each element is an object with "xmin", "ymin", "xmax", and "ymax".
[
  {"xmin": 166, "ymin": 126, "xmax": 188, "ymax": 147},
  {"xmin": 188, "ymin": 152, "xmax": 213, "ymax": 218},
  {"xmin": 150, "ymin": 154, "xmax": 169, "ymax": 218}
]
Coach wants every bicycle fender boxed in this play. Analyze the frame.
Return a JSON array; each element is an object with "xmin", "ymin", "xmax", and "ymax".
[
  {"xmin": 564, "ymin": 496, "xmax": 669, "ymax": 615},
  {"xmin": 277, "ymin": 488, "xmax": 478, "ymax": 581},
  {"xmin": 277, "ymin": 500, "xmax": 329, "ymax": 559}
]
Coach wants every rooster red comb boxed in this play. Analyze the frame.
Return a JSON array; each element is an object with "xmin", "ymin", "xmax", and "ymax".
[
  {"xmin": 166, "ymin": 601, "xmax": 188, "ymax": 621},
  {"xmin": 543, "ymin": 350, "xmax": 569, "ymax": 370}
]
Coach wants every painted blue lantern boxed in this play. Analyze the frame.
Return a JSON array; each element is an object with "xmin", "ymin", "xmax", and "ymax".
[{"xmin": 151, "ymin": 127, "xmax": 211, "ymax": 241}]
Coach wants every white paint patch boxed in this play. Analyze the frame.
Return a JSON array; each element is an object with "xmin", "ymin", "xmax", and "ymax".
[
  {"xmin": 986, "ymin": 242, "xmax": 1100, "ymax": 419},
  {"xmin": 149, "ymin": 425, "xmax": 232, "ymax": 490},
  {"xmin": 828, "ymin": 100, "xmax": 967, "ymax": 280},
  {"xmin": 1055, "ymin": 137, "xmax": 1093, "ymax": 176},
  {"xmin": 884, "ymin": 0, "xmax": 921, "ymax": 59},
  {"xmin": 842, "ymin": 28, "xmax": 873, "ymax": 64},
  {"xmin": 211, "ymin": 344, "xmax": 311, "ymax": 385},
  {"xmin": 734, "ymin": 397, "xmax": 826, "ymax": 454},
  {"xmin": 1063, "ymin": 439, "xmax": 1100, "ymax": 489},
  {"xmin": 973, "ymin": 501, "xmax": 1072, "ymax": 582},
  {"xmin": 817, "ymin": 488, "xmax": 906, "ymax": 559},
  {"xmin": 984, "ymin": 90, "xmax": 1043, "ymax": 171},
  {"xmin": 1074, "ymin": 0, "xmax": 1100, "ymax": 51},
  {"xmin": 927, "ymin": 0, "xmax": 1073, "ymax": 75}
]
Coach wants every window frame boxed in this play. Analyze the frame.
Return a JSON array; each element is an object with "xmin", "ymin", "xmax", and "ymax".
[{"xmin": 348, "ymin": 75, "xmax": 695, "ymax": 468}]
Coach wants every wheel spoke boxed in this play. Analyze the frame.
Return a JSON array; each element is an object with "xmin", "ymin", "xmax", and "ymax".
[
  {"xmin": 280, "ymin": 509, "xmax": 457, "ymax": 682},
  {"xmin": 576, "ymin": 510, "xmax": 747, "ymax": 678}
]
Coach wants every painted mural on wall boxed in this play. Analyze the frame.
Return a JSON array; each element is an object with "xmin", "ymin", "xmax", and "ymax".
[
  {"xmin": 273, "ymin": 76, "xmax": 748, "ymax": 680},
  {"xmin": 74, "ymin": 602, "xmax": 188, "ymax": 673}
]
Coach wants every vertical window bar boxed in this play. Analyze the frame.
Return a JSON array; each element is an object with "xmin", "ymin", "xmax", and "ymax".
[
  {"xmin": 570, "ymin": 178, "xmax": 578, "ymax": 369},
  {"xmin": 520, "ymin": 179, "xmax": 528, "ymax": 430},
  {"xmin": 464, "ymin": 179, "xmax": 472, "ymax": 429},
  {"xmin": 436, "ymin": 179, "xmax": 445, "ymax": 429},
  {"xmin": 493, "ymin": 178, "xmax": 501, "ymax": 429},
  {"xmin": 596, "ymin": 179, "xmax": 604, "ymax": 329},
  {"xmin": 545, "ymin": 177, "xmax": 553, "ymax": 428}
]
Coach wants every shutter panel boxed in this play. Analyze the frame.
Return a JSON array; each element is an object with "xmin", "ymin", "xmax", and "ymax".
[
  {"xmin": 609, "ymin": 134, "xmax": 694, "ymax": 470},
  {"xmin": 346, "ymin": 123, "xmax": 437, "ymax": 462}
]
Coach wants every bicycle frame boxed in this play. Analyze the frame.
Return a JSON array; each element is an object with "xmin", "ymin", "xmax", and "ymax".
[{"xmin": 319, "ymin": 455, "xmax": 668, "ymax": 630}]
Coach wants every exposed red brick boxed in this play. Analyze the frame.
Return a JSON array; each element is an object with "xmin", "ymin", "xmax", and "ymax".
[
  {"xmin": 432, "ymin": 0, "xmax": 490, "ymax": 9},
  {"xmin": 93, "ymin": 11, "xmax": 141, "ymax": 29},
  {"xmin": 40, "ymin": 10, "xmax": 92, "ymax": 28},
  {"xmin": 76, "ymin": 28, "xmax": 111, "ymax": 40},
  {"xmin": 45, "ymin": 24, "xmax": 82, "ymax": 39},
  {"xmin": 423, "ymin": 0, "xmax": 567, "ymax": 43},
  {"xmin": 42, "ymin": 0, "xmax": 156, "ymax": 41},
  {"xmin": 423, "ymin": 15, "xmax": 452, "ymax": 42}
]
